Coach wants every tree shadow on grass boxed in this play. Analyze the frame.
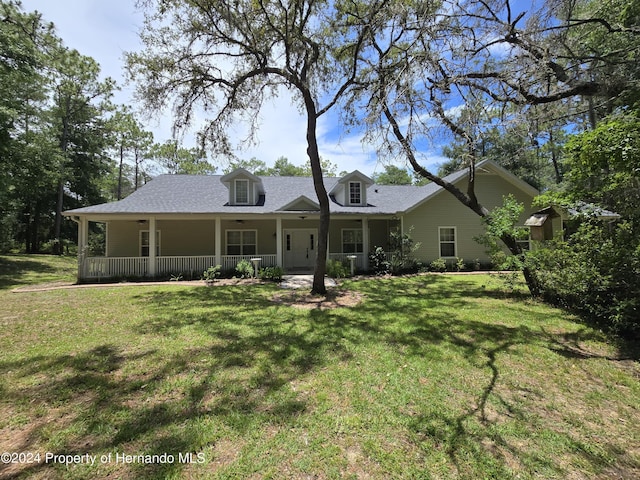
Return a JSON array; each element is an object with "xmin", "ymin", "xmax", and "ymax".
[
  {"xmin": 346, "ymin": 276, "xmax": 640, "ymax": 478},
  {"xmin": 0, "ymin": 255, "xmax": 72, "ymax": 290},
  {"xmin": 1, "ymin": 284, "xmax": 378, "ymax": 478},
  {"xmin": 1, "ymin": 279, "xmax": 637, "ymax": 478}
]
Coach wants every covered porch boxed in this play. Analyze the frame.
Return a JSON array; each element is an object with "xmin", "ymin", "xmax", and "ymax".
[{"xmin": 71, "ymin": 214, "xmax": 398, "ymax": 281}]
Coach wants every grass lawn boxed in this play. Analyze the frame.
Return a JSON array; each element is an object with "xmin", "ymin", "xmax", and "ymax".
[{"xmin": 0, "ymin": 255, "xmax": 638, "ymax": 479}]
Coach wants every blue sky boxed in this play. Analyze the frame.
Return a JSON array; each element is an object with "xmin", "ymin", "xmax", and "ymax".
[{"xmin": 25, "ymin": 0, "xmax": 448, "ymax": 177}]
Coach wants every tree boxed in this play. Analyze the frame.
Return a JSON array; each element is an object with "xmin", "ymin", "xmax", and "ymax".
[
  {"xmin": 265, "ymin": 156, "xmax": 307, "ymax": 176},
  {"xmin": 127, "ymin": 0, "xmax": 375, "ymax": 294},
  {"xmin": 109, "ymin": 106, "xmax": 153, "ymax": 200},
  {"xmin": 372, "ymin": 164, "xmax": 412, "ymax": 185},
  {"xmin": 337, "ymin": 0, "xmax": 640, "ymax": 295},
  {"xmin": 49, "ymin": 47, "xmax": 115, "ymax": 254},
  {"xmin": 150, "ymin": 140, "xmax": 216, "ymax": 175},
  {"xmin": 0, "ymin": 1, "xmax": 57, "ymax": 251},
  {"xmin": 222, "ymin": 157, "xmax": 269, "ymax": 175},
  {"xmin": 564, "ymin": 111, "xmax": 640, "ymax": 227}
]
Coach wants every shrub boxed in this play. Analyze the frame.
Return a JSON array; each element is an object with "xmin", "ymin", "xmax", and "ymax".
[
  {"xmin": 202, "ymin": 265, "xmax": 221, "ymax": 282},
  {"xmin": 235, "ymin": 259, "xmax": 254, "ymax": 278},
  {"xmin": 369, "ymin": 246, "xmax": 390, "ymax": 275},
  {"xmin": 429, "ymin": 258, "xmax": 447, "ymax": 272},
  {"xmin": 259, "ymin": 266, "xmax": 283, "ymax": 282},
  {"xmin": 326, "ymin": 259, "xmax": 349, "ymax": 278},
  {"xmin": 387, "ymin": 226, "xmax": 422, "ymax": 275},
  {"xmin": 528, "ymin": 221, "xmax": 640, "ymax": 339}
]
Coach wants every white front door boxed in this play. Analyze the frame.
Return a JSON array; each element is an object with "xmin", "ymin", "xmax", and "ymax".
[{"xmin": 283, "ymin": 229, "xmax": 317, "ymax": 271}]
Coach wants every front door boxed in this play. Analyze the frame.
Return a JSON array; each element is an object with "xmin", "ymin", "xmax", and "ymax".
[{"xmin": 283, "ymin": 229, "xmax": 317, "ymax": 271}]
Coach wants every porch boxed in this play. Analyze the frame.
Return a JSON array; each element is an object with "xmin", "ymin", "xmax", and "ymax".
[
  {"xmin": 72, "ymin": 215, "xmax": 396, "ymax": 281},
  {"xmin": 79, "ymin": 253, "xmax": 368, "ymax": 280}
]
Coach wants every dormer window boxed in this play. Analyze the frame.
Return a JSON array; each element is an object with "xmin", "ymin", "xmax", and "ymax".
[
  {"xmin": 330, "ymin": 170, "xmax": 372, "ymax": 207},
  {"xmin": 235, "ymin": 179, "xmax": 249, "ymax": 205},
  {"xmin": 349, "ymin": 181, "xmax": 362, "ymax": 205},
  {"xmin": 222, "ymin": 168, "xmax": 264, "ymax": 206}
]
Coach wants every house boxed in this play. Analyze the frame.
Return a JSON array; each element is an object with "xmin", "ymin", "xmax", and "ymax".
[{"xmin": 63, "ymin": 159, "xmax": 541, "ymax": 281}]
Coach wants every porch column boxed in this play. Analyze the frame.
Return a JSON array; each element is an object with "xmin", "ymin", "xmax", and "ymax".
[
  {"xmin": 78, "ymin": 217, "xmax": 88, "ymax": 279},
  {"xmin": 276, "ymin": 217, "xmax": 282, "ymax": 267},
  {"xmin": 215, "ymin": 217, "xmax": 221, "ymax": 267},
  {"xmin": 148, "ymin": 216, "xmax": 156, "ymax": 277},
  {"xmin": 362, "ymin": 217, "xmax": 369, "ymax": 271}
]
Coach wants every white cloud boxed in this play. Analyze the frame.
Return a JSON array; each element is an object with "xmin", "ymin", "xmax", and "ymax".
[{"xmin": 24, "ymin": 0, "xmax": 449, "ymax": 179}]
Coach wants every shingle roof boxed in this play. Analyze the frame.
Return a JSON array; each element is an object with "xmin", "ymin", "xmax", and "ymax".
[{"xmin": 62, "ymin": 162, "xmax": 474, "ymax": 216}]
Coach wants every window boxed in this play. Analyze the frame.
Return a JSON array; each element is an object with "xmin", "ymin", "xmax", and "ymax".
[
  {"xmin": 226, "ymin": 230, "xmax": 257, "ymax": 255},
  {"xmin": 348, "ymin": 181, "xmax": 361, "ymax": 205},
  {"xmin": 235, "ymin": 179, "xmax": 249, "ymax": 204},
  {"xmin": 140, "ymin": 230, "xmax": 160, "ymax": 257},
  {"xmin": 438, "ymin": 227, "xmax": 456, "ymax": 257},
  {"xmin": 342, "ymin": 229, "xmax": 363, "ymax": 253}
]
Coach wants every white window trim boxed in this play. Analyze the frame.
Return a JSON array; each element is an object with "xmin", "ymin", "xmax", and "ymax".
[
  {"xmin": 341, "ymin": 228, "xmax": 364, "ymax": 253},
  {"xmin": 234, "ymin": 179, "xmax": 250, "ymax": 205},
  {"xmin": 438, "ymin": 226, "xmax": 457, "ymax": 258},
  {"xmin": 139, "ymin": 230, "xmax": 161, "ymax": 257},
  {"xmin": 348, "ymin": 181, "xmax": 362, "ymax": 206},
  {"xmin": 226, "ymin": 229, "xmax": 258, "ymax": 255}
]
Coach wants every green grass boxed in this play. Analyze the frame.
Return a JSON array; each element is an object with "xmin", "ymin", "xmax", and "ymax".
[
  {"xmin": 0, "ymin": 254, "xmax": 77, "ymax": 290},
  {"xmin": 0, "ymin": 255, "xmax": 639, "ymax": 479}
]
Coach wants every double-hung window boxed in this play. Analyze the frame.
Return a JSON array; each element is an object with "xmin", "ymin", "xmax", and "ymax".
[
  {"xmin": 235, "ymin": 179, "xmax": 249, "ymax": 204},
  {"xmin": 342, "ymin": 229, "xmax": 363, "ymax": 253},
  {"xmin": 348, "ymin": 181, "xmax": 362, "ymax": 205},
  {"xmin": 140, "ymin": 230, "xmax": 160, "ymax": 257},
  {"xmin": 438, "ymin": 227, "xmax": 456, "ymax": 257},
  {"xmin": 226, "ymin": 230, "xmax": 257, "ymax": 255}
]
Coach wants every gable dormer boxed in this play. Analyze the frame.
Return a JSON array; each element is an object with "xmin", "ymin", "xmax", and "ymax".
[
  {"xmin": 220, "ymin": 168, "xmax": 265, "ymax": 206},
  {"xmin": 330, "ymin": 170, "xmax": 374, "ymax": 207}
]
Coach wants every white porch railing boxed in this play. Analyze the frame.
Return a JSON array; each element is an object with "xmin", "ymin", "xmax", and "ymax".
[
  {"xmin": 81, "ymin": 254, "xmax": 279, "ymax": 279},
  {"xmin": 156, "ymin": 256, "xmax": 218, "ymax": 276},
  {"xmin": 82, "ymin": 252, "xmax": 393, "ymax": 279},
  {"xmin": 83, "ymin": 257, "xmax": 148, "ymax": 279}
]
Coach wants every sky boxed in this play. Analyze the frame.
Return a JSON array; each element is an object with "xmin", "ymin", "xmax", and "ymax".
[{"xmin": 25, "ymin": 0, "xmax": 447, "ymax": 177}]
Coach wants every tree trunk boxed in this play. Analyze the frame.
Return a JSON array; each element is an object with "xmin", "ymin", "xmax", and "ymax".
[
  {"xmin": 31, "ymin": 203, "xmax": 41, "ymax": 254},
  {"xmin": 383, "ymin": 100, "xmax": 542, "ymax": 296},
  {"xmin": 53, "ymin": 178, "xmax": 64, "ymax": 255},
  {"xmin": 303, "ymin": 93, "xmax": 329, "ymax": 295},
  {"xmin": 117, "ymin": 143, "xmax": 124, "ymax": 200},
  {"xmin": 499, "ymin": 233, "xmax": 542, "ymax": 297},
  {"xmin": 54, "ymin": 101, "xmax": 70, "ymax": 256}
]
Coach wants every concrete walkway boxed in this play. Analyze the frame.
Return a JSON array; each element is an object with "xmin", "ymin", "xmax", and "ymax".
[
  {"xmin": 12, "ymin": 275, "xmax": 337, "ymax": 293},
  {"xmin": 280, "ymin": 275, "xmax": 337, "ymax": 289}
]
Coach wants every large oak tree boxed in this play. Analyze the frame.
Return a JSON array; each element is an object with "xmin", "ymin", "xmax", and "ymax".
[{"xmin": 127, "ymin": 0, "xmax": 380, "ymax": 294}]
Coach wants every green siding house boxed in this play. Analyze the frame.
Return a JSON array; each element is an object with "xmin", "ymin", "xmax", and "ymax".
[{"xmin": 63, "ymin": 160, "xmax": 543, "ymax": 281}]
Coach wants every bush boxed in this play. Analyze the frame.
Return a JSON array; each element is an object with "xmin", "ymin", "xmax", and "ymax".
[
  {"xmin": 259, "ymin": 266, "xmax": 283, "ymax": 282},
  {"xmin": 528, "ymin": 221, "xmax": 640, "ymax": 339},
  {"xmin": 369, "ymin": 246, "xmax": 390, "ymax": 275},
  {"xmin": 202, "ymin": 265, "xmax": 221, "ymax": 282},
  {"xmin": 235, "ymin": 259, "xmax": 254, "ymax": 278},
  {"xmin": 326, "ymin": 259, "xmax": 349, "ymax": 278},
  {"xmin": 429, "ymin": 258, "xmax": 447, "ymax": 272},
  {"xmin": 387, "ymin": 226, "xmax": 422, "ymax": 275}
]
